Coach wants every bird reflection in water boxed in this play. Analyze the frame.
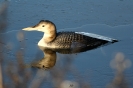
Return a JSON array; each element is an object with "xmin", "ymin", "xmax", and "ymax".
[{"xmin": 31, "ymin": 49, "xmax": 56, "ymax": 69}]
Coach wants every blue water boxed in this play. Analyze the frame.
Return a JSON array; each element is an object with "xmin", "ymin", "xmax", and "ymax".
[{"xmin": 1, "ymin": 0, "xmax": 133, "ymax": 88}]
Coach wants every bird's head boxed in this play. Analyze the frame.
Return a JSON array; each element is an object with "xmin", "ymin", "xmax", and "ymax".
[{"xmin": 22, "ymin": 20, "xmax": 56, "ymax": 33}]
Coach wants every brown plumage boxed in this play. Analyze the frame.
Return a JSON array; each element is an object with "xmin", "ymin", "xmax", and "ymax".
[{"xmin": 22, "ymin": 20, "xmax": 118, "ymax": 54}]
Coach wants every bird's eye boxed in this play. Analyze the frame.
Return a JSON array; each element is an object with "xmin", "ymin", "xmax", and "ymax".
[{"xmin": 42, "ymin": 25, "xmax": 45, "ymax": 27}]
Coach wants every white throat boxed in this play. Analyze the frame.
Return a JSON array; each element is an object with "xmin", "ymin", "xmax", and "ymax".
[
  {"xmin": 38, "ymin": 33, "xmax": 48, "ymax": 46},
  {"xmin": 37, "ymin": 32, "xmax": 56, "ymax": 49}
]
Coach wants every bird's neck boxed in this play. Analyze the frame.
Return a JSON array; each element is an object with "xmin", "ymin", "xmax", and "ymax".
[{"xmin": 43, "ymin": 30, "xmax": 56, "ymax": 43}]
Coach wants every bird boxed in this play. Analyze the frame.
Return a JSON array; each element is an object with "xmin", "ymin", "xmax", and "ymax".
[
  {"xmin": 22, "ymin": 20, "xmax": 118, "ymax": 69},
  {"xmin": 22, "ymin": 20, "xmax": 118, "ymax": 54}
]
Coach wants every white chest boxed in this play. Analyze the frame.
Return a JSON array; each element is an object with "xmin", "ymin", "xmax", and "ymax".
[
  {"xmin": 37, "ymin": 38, "xmax": 56, "ymax": 50},
  {"xmin": 38, "ymin": 38, "xmax": 48, "ymax": 50}
]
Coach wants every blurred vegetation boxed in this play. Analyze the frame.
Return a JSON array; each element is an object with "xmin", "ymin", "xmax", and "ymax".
[
  {"xmin": 0, "ymin": 1, "xmax": 132, "ymax": 88},
  {"xmin": 0, "ymin": 1, "xmax": 8, "ymax": 88}
]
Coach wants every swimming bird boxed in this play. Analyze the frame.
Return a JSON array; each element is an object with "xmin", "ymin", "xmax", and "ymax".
[{"xmin": 22, "ymin": 20, "xmax": 118, "ymax": 54}]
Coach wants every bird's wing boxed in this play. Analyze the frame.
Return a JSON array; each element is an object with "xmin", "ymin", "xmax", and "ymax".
[{"xmin": 49, "ymin": 32, "xmax": 118, "ymax": 54}]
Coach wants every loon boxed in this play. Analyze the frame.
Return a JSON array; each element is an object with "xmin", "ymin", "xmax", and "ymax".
[
  {"xmin": 22, "ymin": 20, "xmax": 118, "ymax": 69},
  {"xmin": 22, "ymin": 20, "xmax": 118, "ymax": 54}
]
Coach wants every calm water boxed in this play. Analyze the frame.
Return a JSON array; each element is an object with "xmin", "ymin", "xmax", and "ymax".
[{"xmin": 1, "ymin": 0, "xmax": 133, "ymax": 88}]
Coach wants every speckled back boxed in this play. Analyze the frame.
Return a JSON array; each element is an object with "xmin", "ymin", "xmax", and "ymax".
[{"xmin": 47, "ymin": 32, "xmax": 109, "ymax": 54}]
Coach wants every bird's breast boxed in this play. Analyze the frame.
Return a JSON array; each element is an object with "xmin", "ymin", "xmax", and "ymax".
[
  {"xmin": 38, "ymin": 38, "xmax": 57, "ymax": 51},
  {"xmin": 38, "ymin": 38, "xmax": 47, "ymax": 50}
]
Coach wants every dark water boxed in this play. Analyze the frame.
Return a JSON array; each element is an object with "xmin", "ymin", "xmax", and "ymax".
[{"xmin": 0, "ymin": 0, "xmax": 133, "ymax": 88}]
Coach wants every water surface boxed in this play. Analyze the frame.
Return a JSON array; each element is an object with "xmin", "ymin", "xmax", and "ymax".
[{"xmin": 0, "ymin": 0, "xmax": 133, "ymax": 88}]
